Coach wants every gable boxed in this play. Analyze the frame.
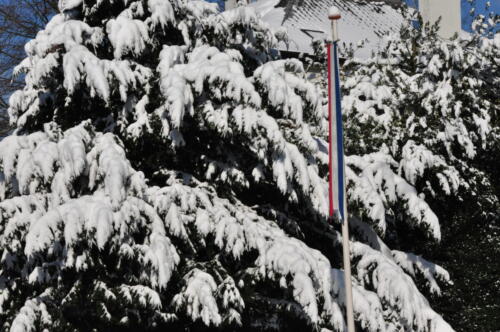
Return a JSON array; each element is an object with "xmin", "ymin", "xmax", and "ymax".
[{"xmin": 250, "ymin": 0, "xmax": 405, "ymax": 58}]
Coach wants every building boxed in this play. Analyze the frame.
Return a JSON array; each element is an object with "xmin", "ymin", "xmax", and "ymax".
[
  {"xmin": 219, "ymin": 0, "xmax": 464, "ymax": 57},
  {"xmin": 248, "ymin": 0, "xmax": 406, "ymax": 58}
]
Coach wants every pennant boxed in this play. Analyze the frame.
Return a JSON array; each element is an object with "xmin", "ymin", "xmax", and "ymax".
[{"xmin": 327, "ymin": 41, "xmax": 347, "ymax": 222}]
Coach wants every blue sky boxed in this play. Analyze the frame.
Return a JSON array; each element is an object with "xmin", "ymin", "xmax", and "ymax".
[
  {"xmin": 205, "ymin": 0, "xmax": 225, "ymax": 11},
  {"xmin": 461, "ymin": 0, "xmax": 500, "ymax": 32}
]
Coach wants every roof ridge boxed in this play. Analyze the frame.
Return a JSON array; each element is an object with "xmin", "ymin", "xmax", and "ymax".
[{"xmin": 276, "ymin": 0, "xmax": 303, "ymax": 24}]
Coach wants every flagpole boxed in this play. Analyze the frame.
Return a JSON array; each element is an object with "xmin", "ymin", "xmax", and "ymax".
[{"xmin": 327, "ymin": 6, "xmax": 355, "ymax": 332}]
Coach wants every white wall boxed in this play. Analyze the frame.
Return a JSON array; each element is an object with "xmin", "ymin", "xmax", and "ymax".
[
  {"xmin": 419, "ymin": 0, "xmax": 461, "ymax": 38},
  {"xmin": 225, "ymin": 0, "xmax": 239, "ymax": 10}
]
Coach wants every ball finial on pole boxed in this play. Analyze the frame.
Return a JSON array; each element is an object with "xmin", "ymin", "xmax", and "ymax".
[
  {"xmin": 328, "ymin": 6, "xmax": 341, "ymax": 20},
  {"xmin": 328, "ymin": 6, "xmax": 341, "ymax": 41}
]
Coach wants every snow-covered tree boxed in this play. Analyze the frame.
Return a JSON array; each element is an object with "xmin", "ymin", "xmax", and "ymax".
[
  {"xmin": 0, "ymin": 1, "xmax": 458, "ymax": 331},
  {"xmin": 337, "ymin": 9, "xmax": 499, "ymax": 330},
  {"xmin": 309, "ymin": 3, "xmax": 500, "ymax": 330},
  {"xmin": 341, "ymin": 10, "xmax": 499, "ymax": 232}
]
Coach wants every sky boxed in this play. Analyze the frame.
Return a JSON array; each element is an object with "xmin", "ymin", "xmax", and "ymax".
[
  {"xmin": 461, "ymin": 0, "xmax": 500, "ymax": 32},
  {"xmin": 205, "ymin": 0, "xmax": 225, "ymax": 11}
]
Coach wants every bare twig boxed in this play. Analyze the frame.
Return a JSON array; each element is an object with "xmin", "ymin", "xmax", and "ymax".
[{"xmin": 0, "ymin": 0, "xmax": 58, "ymax": 135}]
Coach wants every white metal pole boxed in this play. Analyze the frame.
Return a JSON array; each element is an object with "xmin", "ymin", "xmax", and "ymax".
[
  {"xmin": 328, "ymin": 6, "xmax": 356, "ymax": 332},
  {"xmin": 341, "ymin": 197, "xmax": 355, "ymax": 332}
]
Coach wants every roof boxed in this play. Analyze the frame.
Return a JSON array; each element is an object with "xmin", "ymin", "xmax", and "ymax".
[{"xmin": 249, "ymin": 0, "xmax": 406, "ymax": 58}]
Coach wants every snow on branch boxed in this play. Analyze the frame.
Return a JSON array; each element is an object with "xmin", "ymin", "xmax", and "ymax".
[
  {"xmin": 24, "ymin": 16, "xmax": 103, "ymax": 58},
  {"xmin": 350, "ymin": 216, "xmax": 452, "ymax": 295},
  {"xmin": 399, "ymin": 140, "xmax": 462, "ymax": 195},
  {"xmin": 173, "ymin": 269, "xmax": 222, "ymax": 326},
  {"xmin": 106, "ymin": 16, "xmax": 150, "ymax": 59},
  {"xmin": 391, "ymin": 250, "xmax": 451, "ymax": 296},
  {"xmin": 332, "ymin": 269, "xmax": 385, "ymax": 332},
  {"xmin": 0, "ymin": 123, "xmax": 343, "ymax": 328},
  {"xmin": 63, "ymin": 46, "xmax": 152, "ymax": 102},
  {"xmin": 352, "ymin": 242, "xmax": 453, "ymax": 331},
  {"xmin": 147, "ymin": 0, "xmax": 176, "ymax": 28},
  {"xmin": 346, "ymin": 152, "xmax": 441, "ymax": 240},
  {"xmin": 253, "ymin": 59, "xmax": 322, "ymax": 124},
  {"xmin": 10, "ymin": 289, "xmax": 53, "ymax": 332}
]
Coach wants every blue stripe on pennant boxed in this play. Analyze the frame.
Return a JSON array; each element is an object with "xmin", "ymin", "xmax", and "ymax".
[{"xmin": 333, "ymin": 41, "xmax": 346, "ymax": 222}]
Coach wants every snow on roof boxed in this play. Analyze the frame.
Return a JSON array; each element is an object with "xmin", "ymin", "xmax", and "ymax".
[{"xmin": 249, "ymin": 0, "xmax": 406, "ymax": 58}]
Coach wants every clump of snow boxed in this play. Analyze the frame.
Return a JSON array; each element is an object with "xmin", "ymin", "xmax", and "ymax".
[
  {"xmin": 392, "ymin": 250, "xmax": 451, "ymax": 295},
  {"xmin": 346, "ymin": 152, "xmax": 441, "ymax": 239},
  {"xmin": 147, "ymin": 0, "xmax": 176, "ymax": 28},
  {"xmin": 58, "ymin": 0, "xmax": 82, "ymax": 12},
  {"xmin": 106, "ymin": 16, "xmax": 149, "ymax": 59},
  {"xmin": 253, "ymin": 59, "xmax": 322, "ymax": 124},
  {"xmin": 173, "ymin": 269, "xmax": 222, "ymax": 326},
  {"xmin": 10, "ymin": 290, "xmax": 53, "ymax": 332},
  {"xmin": 352, "ymin": 242, "xmax": 454, "ymax": 332}
]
